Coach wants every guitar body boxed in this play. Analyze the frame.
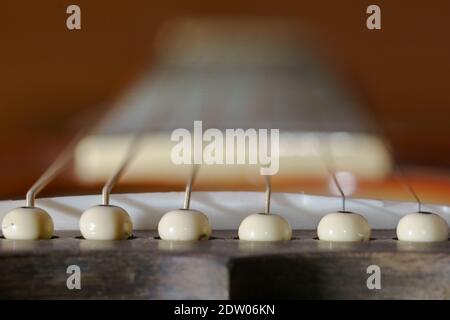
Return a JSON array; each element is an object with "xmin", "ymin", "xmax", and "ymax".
[{"xmin": 2, "ymin": 15, "xmax": 450, "ymax": 301}]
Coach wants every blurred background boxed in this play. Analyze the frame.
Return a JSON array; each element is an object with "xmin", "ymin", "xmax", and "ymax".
[{"xmin": 1, "ymin": 0, "xmax": 450, "ymax": 202}]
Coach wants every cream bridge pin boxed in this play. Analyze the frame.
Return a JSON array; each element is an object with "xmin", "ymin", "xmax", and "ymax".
[
  {"xmin": 395, "ymin": 171, "xmax": 449, "ymax": 242},
  {"xmin": 0, "ymin": 135, "xmax": 80, "ymax": 240},
  {"xmin": 238, "ymin": 175, "xmax": 292, "ymax": 241},
  {"xmin": 158, "ymin": 165, "xmax": 212, "ymax": 241},
  {"xmin": 317, "ymin": 171, "xmax": 371, "ymax": 242},
  {"xmin": 79, "ymin": 137, "xmax": 139, "ymax": 240}
]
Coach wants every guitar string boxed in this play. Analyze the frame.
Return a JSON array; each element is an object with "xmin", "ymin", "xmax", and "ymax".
[
  {"xmin": 179, "ymin": 69, "xmax": 209, "ymax": 211},
  {"xmin": 397, "ymin": 167, "xmax": 423, "ymax": 213},
  {"xmin": 25, "ymin": 109, "xmax": 105, "ymax": 207},
  {"xmin": 183, "ymin": 164, "xmax": 199, "ymax": 210},
  {"xmin": 261, "ymin": 66, "xmax": 273, "ymax": 215},
  {"xmin": 100, "ymin": 73, "xmax": 176, "ymax": 206},
  {"xmin": 382, "ymin": 140, "xmax": 424, "ymax": 213},
  {"xmin": 264, "ymin": 174, "xmax": 271, "ymax": 214},
  {"xmin": 22, "ymin": 43, "xmax": 415, "ymax": 225},
  {"xmin": 317, "ymin": 137, "xmax": 347, "ymax": 213},
  {"xmin": 102, "ymin": 135, "xmax": 142, "ymax": 206}
]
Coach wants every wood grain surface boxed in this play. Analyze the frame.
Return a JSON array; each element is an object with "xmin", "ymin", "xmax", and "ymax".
[{"xmin": 1, "ymin": 230, "xmax": 450, "ymax": 299}]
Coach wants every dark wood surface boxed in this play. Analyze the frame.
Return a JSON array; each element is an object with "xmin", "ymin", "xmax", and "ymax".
[{"xmin": 1, "ymin": 230, "xmax": 450, "ymax": 299}]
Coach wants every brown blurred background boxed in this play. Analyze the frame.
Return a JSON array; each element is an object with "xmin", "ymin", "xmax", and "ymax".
[{"xmin": 1, "ymin": 0, "xmax": 450, "ymax": 199}]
